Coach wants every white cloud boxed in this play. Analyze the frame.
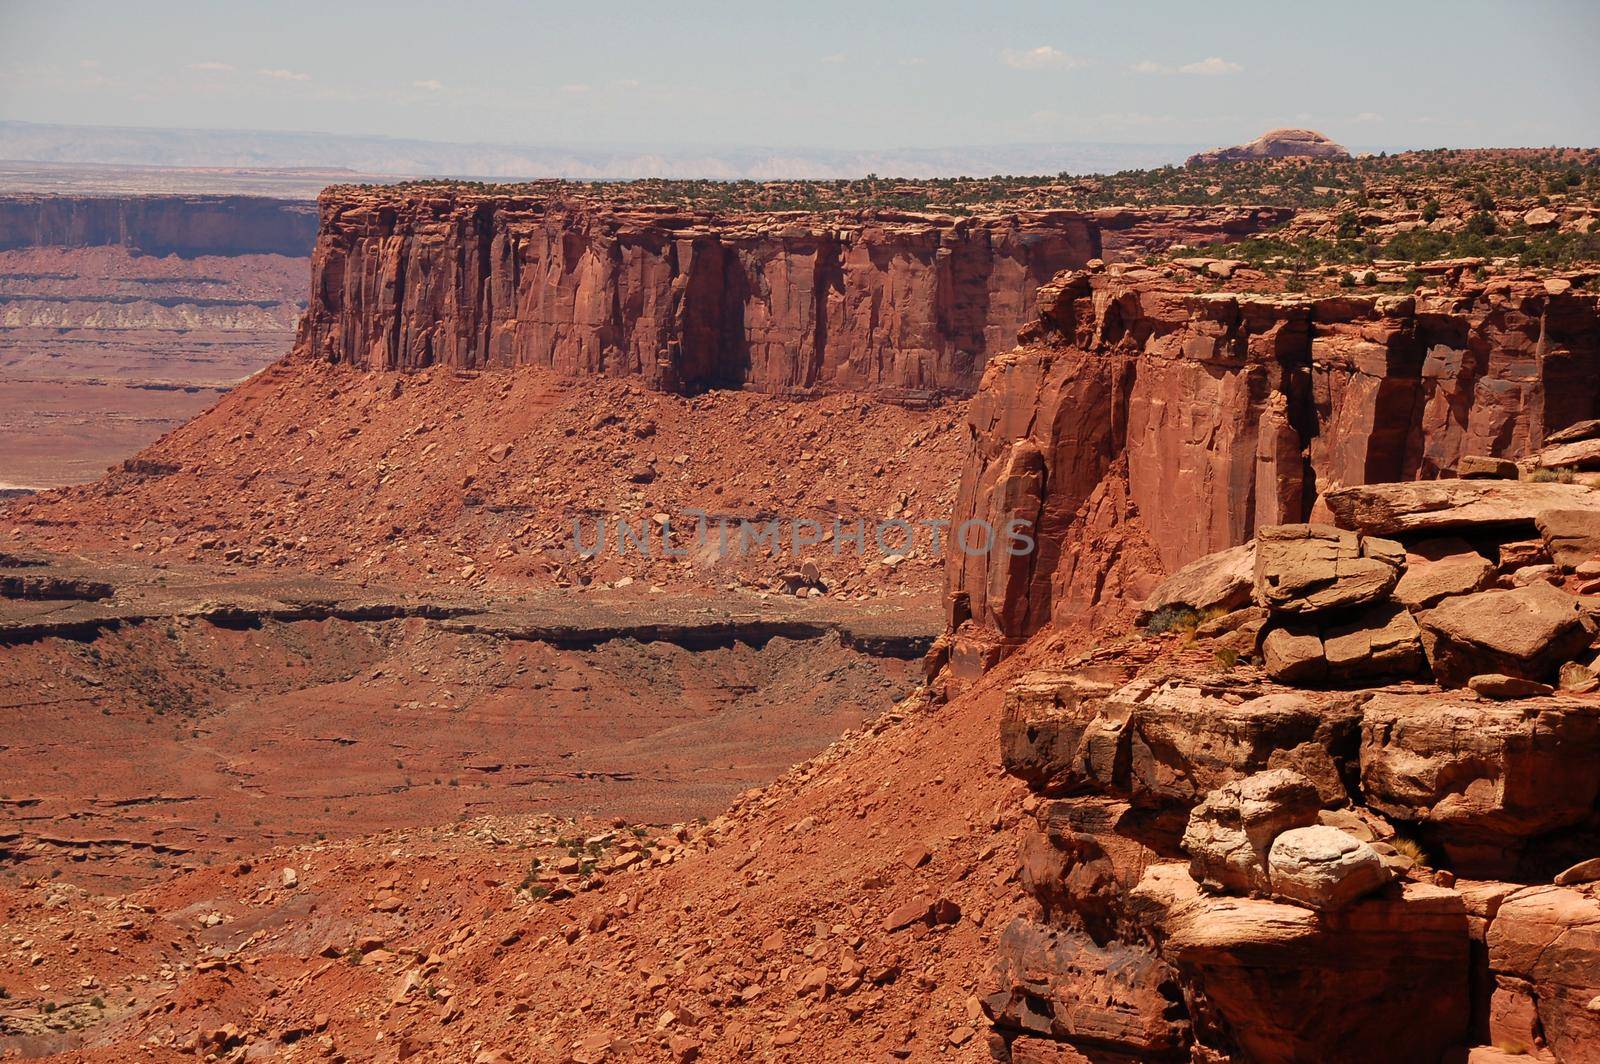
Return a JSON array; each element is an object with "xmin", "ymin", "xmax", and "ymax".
[
  {"xmin": 1353, "ymin": 111, "xmax": 1384, "ymax": 123},
  {"xmin": 258, "ymin": 67, "xmax": 311, "ymax": 81},
  {"xmin": 614, "ymin": 78, "xmax": 641, "ymax": 89},
  {"xmin": 1002, "ymin": 45, "xmax": 1080, "ymax": 70},
  {"xmin": 1129, "ymin": 59, "xmax": 1171, "ymax": 74},
  {"xmin": 190, "ymin": 61, "xmax": 234, "ymax": 72},
  {"xmin": 820, "ymin": 52, "xmax": 847, "ymax": 64},
  {"xmin": 561, "ymin": 83, "xmax": 591, "ymax": 94},
  {"xmin": 1178, "ymin": 57, "xmax": 1243, "ymax": 76},
  {"xmin": 79, "ymin": 59, "xmax": 101, "ymax": 69},
  {"xmin": 412, "ymin": 78, "xmax": 443, "ymax": 91}
]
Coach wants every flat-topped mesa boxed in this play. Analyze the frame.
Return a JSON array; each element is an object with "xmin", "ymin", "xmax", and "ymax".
[
  {"xmin": 943, "ymin": 264, "xmax": 1600, "ymax": 658},
  {"xmin": 291, "ymin": 186, "xmax": 1104, "ymax": 398},
  {"xmin": 0, "ymin": 194, "xmax": 318, "ymax": 257},
  {"xmin": 1186, "ymin": 127, "xmax": 1352, "ymax": 167}
]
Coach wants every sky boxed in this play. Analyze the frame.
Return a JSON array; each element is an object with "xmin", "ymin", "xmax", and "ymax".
[{"xmin": 1, "ymin": 0, "xmax": 1597, "ymax": 152}]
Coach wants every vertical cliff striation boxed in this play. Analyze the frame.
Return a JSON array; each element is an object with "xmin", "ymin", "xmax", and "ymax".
[
  {"xmin": 944, "ymin": 266, "xmax": 1600, "ymax": 657},
  {"xmin": 293, "ymin": 188, "xmax": 1103, "ymax": 397}
]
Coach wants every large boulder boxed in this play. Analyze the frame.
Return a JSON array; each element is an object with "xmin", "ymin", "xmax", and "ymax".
[
  {"xmin": 1137, "ymin": 542, "xmax": 1255, "ymax": 622},
  {"xmin": 1485, "ymin": 885, "xmax": 1600, "ymax": 1064},
  {"xmin": 1260, "ymin": 602, "xmax": 1427, "ymax": 686},
  {"xmin": 1536, "ymin": 507, "xmax": 1600, "ymax": 572},
  {"xmin": 1132, "ymin": 865, "xmax": 1471, "ymax": 1064},
  {"xmin": 1359, "ymin": 691, "xmax": 1600, "ymax": 875},
  {"xmin": 984, "ymin": 917, "xmax": 1190, "ymax": 1056},
  {"xmin": 1128, "ymin": 685, "xmax": 1364, "ymax": 808},
  {"xmin": 1182, "ymin": 769, "xmax": 1323, "ymax": 894},
  {"xmin": 1266, "ymin": 825, "xmax": 1392, "ymax": 910},
  {"xmin": 999, "ymin": 668, "xmax": 1134, "ymax": 793},
  {"xmin": 1416, "ymin": 582, "xmax": 1593, "ymax": 687},
  {"xmin": 1545, "ymin": 418, "xmax": 1600, "ymax": 446},
  {"xmin": 1253, "ymin": 523, "xmax": 1403, "ymax": 614},
  {"xmin": 1392, "ymin": 538, "xmax": 1494, "ymax": 609},
  {"xmin": 1324, "ymin": 480, "xmax": 1599, "ymax": 537}
]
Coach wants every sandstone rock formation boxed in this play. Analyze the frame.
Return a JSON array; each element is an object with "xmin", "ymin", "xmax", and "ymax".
[
  {"xmin": 1266, "ymin": 825, "xmax": 1392, "ymax": 910},
  {"xmin": 1181, "ymin": 767, "xmax": 1322, "ymax": 894},
  {"xmin": 1134, "ymin": 541, "xmax": 1255, "ymax": 622},
  {"xmin": 1259, "ymin": 600, "xmax": 1426, "ymax": 685},
  {"xmin": 1091, "ymin": 204, "xmax": 1297, "ymax": 258},
  {"xmin": 946, "ymin": 266, "xmax": 1600, "ymax": 656},
  {"xmin": 985, "ymin": 484, "xmax": 1598, "ymax": 1061},
  {"xmin": 1252, "ymin": 523, "xmax": 1403, "ymax": 614},
  {"xmin": 1417, "ymin": 582, "xmax": 1594, "ymax": 687},
  {"xmin": 1186, "ymin": 128, "xmax": 1352, "ymax": 167},
  {"xmin": 294, "ymin": 188, "xmax": 1104, "ymax": 397}
]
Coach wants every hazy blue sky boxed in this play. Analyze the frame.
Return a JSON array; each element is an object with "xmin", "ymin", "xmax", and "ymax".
[{"xmin": 1, "ymin": 0, "xmax": 1596, "ymax": 150}]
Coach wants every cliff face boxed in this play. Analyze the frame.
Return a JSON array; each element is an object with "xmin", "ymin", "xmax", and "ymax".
[
  {"xmin": 945, "ymin": 268, "xmax": 1600, "ymax": 650},
  {"xmin": 294, "ymin": 189, "xmax": 1102, "ymax": 397},
  {"xmin": 0, "ymin": 195, "xmax": 318, "ymax": 258}
]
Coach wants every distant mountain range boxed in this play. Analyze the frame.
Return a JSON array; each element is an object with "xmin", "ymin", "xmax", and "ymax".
[{"xmin": 0, "ymin": 120, "xmax": 1212, "ymax": 180}]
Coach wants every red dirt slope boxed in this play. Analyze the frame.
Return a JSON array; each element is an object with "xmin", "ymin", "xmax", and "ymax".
[{"xmin": 6, "ymin": 363, "xmax": 967, "ymax": 598}]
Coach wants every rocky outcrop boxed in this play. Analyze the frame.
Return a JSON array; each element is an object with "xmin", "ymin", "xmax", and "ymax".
[
  {"xmin": 1186, "ymin": 128, "xmax": 1352, "ymax": 167},
  {"xmin": 292, "ymin": 187, "xmax": 1104, "ymax": 398},
  {"xmin": 0, "ymin": 195, "xmax": 318, "ymax": 257},
  {"xmin": 1486, "ymin": 885, "xmax": 1600, "ymax": 1061},
  {"xmin": 1092, "ymin": 205, "xmax": 1298, "ymax": 259},
  {"xmin": 946, "ymin": 268, "xmax": 1600, "ymax": 651},
  {"xmin": 1253, "ymin": 523, "xmax": 1403, "ymax": 614},
  {"xmin": 987, "ymin": 504, "xmax": 1599, "ymax": 1063}
]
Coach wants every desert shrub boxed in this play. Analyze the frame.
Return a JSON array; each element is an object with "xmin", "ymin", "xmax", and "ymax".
[
  {"xmin": 1214, "ymin": 647, "xmax": 1240, "ymax": 670},
  {"xmin": 1390, "ymin": 836, "xmax": 1428, "ymax": 865},
  {"xmin": 1144, "ymin": 604, "xmax": 1201, "ymax": 635}
]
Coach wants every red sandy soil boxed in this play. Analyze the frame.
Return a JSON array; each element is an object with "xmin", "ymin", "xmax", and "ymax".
[
  {"xmin": 0, "ymin": 379, "xmax": 225, "ymax": 489},
  {"xmin": 7, "ymin": 365, "xmax": 968, "ymax": 598},
  {"xmin": 0, "ymin": 611, "xmax": 916, "ymax": 894},
  {"xmin": 0, "ymin": 622, "xmax": 1161, "ymax": 1062},
  {"xmin": 0, "ymin": 246, "xmax": 305, "ymax": 489}
]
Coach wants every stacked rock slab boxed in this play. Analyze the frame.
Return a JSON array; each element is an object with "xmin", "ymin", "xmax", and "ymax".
[
  {"xmin": 1252, "ymin": 523, "xmax": 1427, "ymax": 686},
  {"xmin": 987, "ymin": 488, "xmax": 1600, "ymax": 1062},
  {"xmin": 988, "ymin": 658, "xmax": 1475, "ymax": 1062}
]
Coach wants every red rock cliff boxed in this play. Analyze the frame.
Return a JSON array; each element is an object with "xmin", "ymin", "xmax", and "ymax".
[
  {"xmin": 946, "ymin": 267, "xmax": 1600, "ymax": 649},
  {"xmin": 292, "ymin": 188, "xmax": 1103, "ymax": 397}
]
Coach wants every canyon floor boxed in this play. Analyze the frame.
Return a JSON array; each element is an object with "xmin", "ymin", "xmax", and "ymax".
[{"xmin": 0, "ymin": 217, "xmax": 310, "ymax": 490}]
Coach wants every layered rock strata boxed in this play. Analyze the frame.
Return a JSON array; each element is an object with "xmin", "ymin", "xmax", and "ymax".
[
  {"xmin": 946, "ymin": 267, "xmax": 1600, "ymax": 655},
  {"xmin": 986, "ymin": 515, "xmax": 1600, "ymax": 1063},
  {"xmin": 292, "ymin": 188, "xmax": 1104, "ymax": 397}
]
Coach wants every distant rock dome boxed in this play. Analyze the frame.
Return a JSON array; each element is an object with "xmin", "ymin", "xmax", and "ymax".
[{"xmin": 1186, "ymin": 128, "xmax": 1351, "ymax": 166}]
